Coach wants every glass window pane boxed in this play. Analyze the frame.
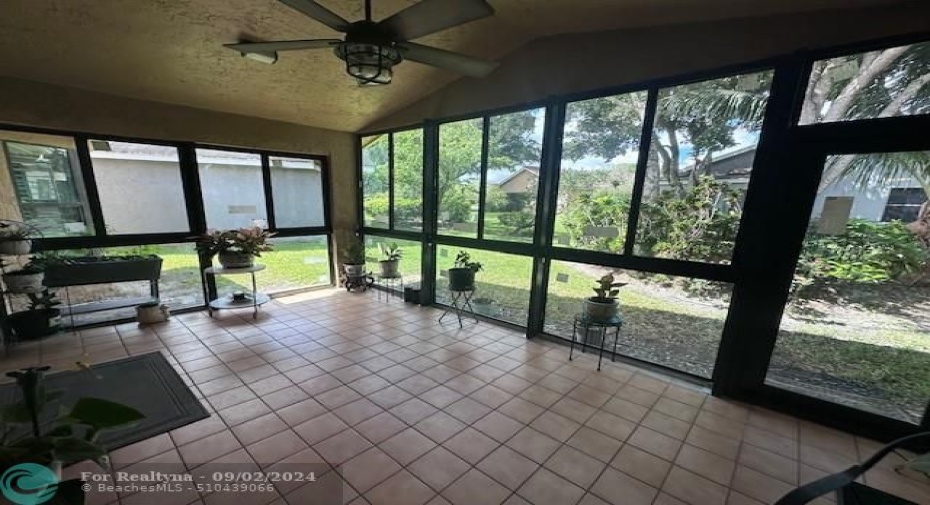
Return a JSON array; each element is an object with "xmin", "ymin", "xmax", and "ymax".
[
  {"xmin": 438, "ymin": 119, "xmax": 483, "ymax": 238},
  {"xmin": 392, "ymin": 129, "xmax": 423, "ymax": 232},
  {"xmin": 543, "ymin": 261, "xmax": 731, "ymax": 378},
  {"xmin": 365, "ymin": 236, "xmax": 422, "ymax": 292},
  {"xmin": 88, "ymin": 140, "xmax": 189, "ymax": 234},
  {"xmin": 556, "ymin": 91, "xmax": 648, "ymax": 252},
  {"xmin": 483, "ymin": 109, "xmax": 544, "ymax": 243},
  {"xmin": 270, "ymin": 156, "xmax": 325, "ymax": 228},
  {"xmin": 767, "ymin": 151, "xmax": 930, "ymax": 424},
  {"xmin": 435, "ymin": 246, "xmax": 532, "ymax": 326},
  {"xmin": 1, "ymin": 130, "xmax": 94, "ymax": 237},
  {"xmin": 197, "ymin": 148, "xmax": 267, "ymax": 230},
  {"xmin": 799, "ymin": 41, "xmax": 930, "ymax": 124},
  {"xmin": 634, "ymin": 70, "xmax": 773, "ymax": 264},
  {"xmin": 362, "ymin": 135, "xmax": 390, "ymax": 229},
  {"xmin": 251, "ymin": 235, "xmax": 331, "ymax": 294},
  {"xmin": 32, "ymin": 243, "xmax": 203, "ymax": 327}
]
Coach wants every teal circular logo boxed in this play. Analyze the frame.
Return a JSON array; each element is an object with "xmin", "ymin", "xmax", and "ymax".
[{"xmin": 0, "ymin": 463, "xmax": 59, "ymax": 505}]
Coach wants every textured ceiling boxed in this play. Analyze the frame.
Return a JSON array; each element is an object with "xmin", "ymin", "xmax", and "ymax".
[{"xmin": 0, "ymin": 0, "xmax": 908, "ymax": 132}]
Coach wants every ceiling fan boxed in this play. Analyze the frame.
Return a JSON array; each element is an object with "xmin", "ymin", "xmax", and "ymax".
[{"xmin": 225, "ymin": 0, "xmax": 499, "ymax": 85}]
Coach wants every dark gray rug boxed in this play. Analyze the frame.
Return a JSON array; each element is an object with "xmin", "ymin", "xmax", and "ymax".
[{"xmin": 0, "ymin": 352, "xmax": 209, "ymax": 450}]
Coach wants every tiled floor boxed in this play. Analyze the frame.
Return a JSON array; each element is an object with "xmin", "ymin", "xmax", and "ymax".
[{"xmin": 5, "ymin": 289, "xmax": 930, "ymax": 505}]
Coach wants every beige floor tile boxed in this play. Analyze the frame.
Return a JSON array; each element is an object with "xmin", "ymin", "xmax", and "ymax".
[
  {"xmin": 247, "ymin": 429, "xmax": 308, "ymax": 466},
  {"xmin": 544, "ymin": 445, "xmax": 606, "ymax": 489},
  {"xmin": 627, "ymin": 426, "xmax": 683, "ymax": 461},
  {"xmin": 477, "ymin": 445, "xmax": 540, "ymax": 490},
  {"xmin": 517, "ymin": 467, "xmax": 586, "ymax": 505},
  {"xmin": 473, "ymin": 411, "xmax": 524, "ymax": 443},
  {"xmin": 739, "ymin": 443, "xmax": 798, "ymax": 485},
  {"xmin": 642, "ymin": 410, "xmax": 693, "ymax": 440},
  {"xmin": 567, "ymin": 426, "xmax": 624, "ymax": 463},
  {"xmin": 381, "ymin": 428, "xmax": 438, "ymax": 465},
  {"xmin": 731, "ymin": 465, "xmax": 796, "ymax": 504},
  {"xmin": 590, "ymin": 466, "xmax": 658, "ymax": 505},
  {"xmin": 313, "ymin": 428, "xmax": 373, "ymax": 465},
  {"xmin": 530, "ymin": 410, "xmax": 581, "ymax": 442},
  {"xmin": 333, "ymin": 398, "xmax": 384, "ymax": 426},
  {"xmin": 365, "ymin": 470, "xmax": 436, "ymax": 505},
  {"xmin": 611, "ymin": 444, "xmax": 672, "ymax": 487},
  {"xmin": 675, "ymin": 444, "xmax": 736, "ymax": 486},
  {"xmin": 342, "ymin": 447, "xmax": 404, "ymax": 492},
  {"xmin": 442, "ymin": 469, "xmax": 512, "ymax": 505},
  {"xmin": 663, "ymin": 466, "xmax": 729, "ymax": 505},
  {"xmin": 506, "ymin": 427, "xmax": 561, "ymax": 463},
  {"xmin": 415, "ymin": 411, "xmax": 468, "ymax": 443},
  {"xmin": 355, "ymin": 411, "xmax": 408, "ymax": 444},
  {"xmin": 293, "ymin": 412, "xmax": 349, "ymax": 445},
  {"xmin": 408, "ymin": 447, "xmax": 471, "ymax": 491},
  {"xmin": 444, "ymin": 396, "xmax": 493, "ymax": 424},
  {"xmin": 443, "ymin": 427, "xmax": 500, "ymax": 464},
  {"xmin": 584, "ymin": 410, "xmax": 636, "ymax": 442}
]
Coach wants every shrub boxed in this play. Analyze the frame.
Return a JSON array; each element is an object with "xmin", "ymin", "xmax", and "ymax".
[
  {"xmin": 364, "ymin": 195, "xmax": 421, "ymax": 225},
  {"xmin": 561, "ymin": 191, "xmax": 631, "ymax": 252},
  {"xmin": 441, "ymin": 186, "xmax": 474, "ymax": 223},
  {"xmin": 498, "ymin": 212, "xmax": 535, "ymax": 235},
  {"xmin": 793, "ymin": 219, "xmax": 930, "ymax": 297},
  {"xmin": 636, "ymin": 177, "xmax": 742, "ymax": 263}
]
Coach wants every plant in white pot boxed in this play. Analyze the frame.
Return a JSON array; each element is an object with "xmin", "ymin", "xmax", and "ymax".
[
  {"xmin": 195, "ymin": 227, "xmax": 275, "ymax": 269},
  {"xmin": 0, "ymin": 222, "xmax": 33, "ymax": 255},
  {"xmin": 448, "ymin": 251, "xmax": 483, "ymax": 291},
  {"xmin": 584, "ymin": 273, "xmax": 626, "ymax": 322},
  {"xmin": 378, "ymin": 243, "xmax": 403, "ymax": 277},
  {"xmin": 2, "ymin": 263, "xmax": 45, "ymax": 293}
]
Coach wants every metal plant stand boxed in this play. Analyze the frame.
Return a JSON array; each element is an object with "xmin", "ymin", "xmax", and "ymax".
[
  {"xmin": 204, "ymin": 264, "xmax": 269, "ymax": 319},
  {"xmin": 439, "ymin": 289, "xmax": 478, "ymax": 328},
  {"xmin": 374, "ymin": 273, "xmax": 404, "ymax": 303},
  {"xmin": 570, "ymin": 313, "xmax": 623, "ymax": 371}
]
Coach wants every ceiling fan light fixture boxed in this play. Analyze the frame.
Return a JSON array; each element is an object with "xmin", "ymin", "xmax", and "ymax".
[
  {"xmin": 335, "ymin": 42, "xmax": 401, "ymax": 85},
  {"xmin": 240, "ymin": 51, "xmax": 279, "ymax": 64}
]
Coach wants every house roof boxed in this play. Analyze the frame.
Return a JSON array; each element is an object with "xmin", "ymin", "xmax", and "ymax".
[
  {"xmin": 0, "ymin": 0, "xmax": 905, "ymax": 132},
  {"xmin": 679, "ymin": 145, "xmax": 757, "ymax": 179},
  {"xmin": 496, "ymin": 166, "xmax": 540, "ymax": 186}
]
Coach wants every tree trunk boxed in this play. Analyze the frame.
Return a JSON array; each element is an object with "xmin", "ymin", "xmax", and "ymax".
[{"xmin": 822, "ymin": 46, "xmax": 909, "ymax": 123}]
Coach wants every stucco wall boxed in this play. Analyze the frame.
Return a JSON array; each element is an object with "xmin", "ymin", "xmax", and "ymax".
[
  {"xmin": 0, "ymin": 77, "xmax": 356, "ymax": 268},
  {"xmin": 363, "ymin": 1, "xmax": 930, "ymax": 131}
]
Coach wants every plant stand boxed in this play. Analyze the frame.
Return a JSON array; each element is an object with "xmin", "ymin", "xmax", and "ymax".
[
  {"xmin": 439, "ymin": 289, "xmax": 478, "ymax": 328},
  {"xmin": 204, "ymin": 264, "xmax": 269, "ymax": 319},
  {"xmin": 570, "ymin": 313, "xmax": 623, "ymax": 371},
  {"xmin": 374, "ymin": 273, "xmax": 404, "ymax": 303},
  {"xmin": 344, "ymin": 272, "xmax": 374, "ymax": 292}
]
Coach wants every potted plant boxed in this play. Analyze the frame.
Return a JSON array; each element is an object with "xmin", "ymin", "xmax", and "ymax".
[
  {"xmin": 448, "ymin": 251, "xmax": 483, "ymax": 291},
  {"xmin": 584, "ymin": 273, "xmax": 626, "ymax": 322},
  {"xmin": 7, "ymin": 289, "xmax": 62, "ymax": 339},
  {"xmin": 0, "ymin": 366, "xmax": 146, "ymax": 504},
  {"xmin": 2, "ymin": 263, "xmax": 45, "ymax": 293},
  {"xmin": 0, "ymin": 222, "xmax": 33, "ymax": 255},
  {"xmin": 341, "ymin": 238, "xmax": 366, "ymax": 277},
  {"xmin": 136, "ymin": 301, "xmax": 169, "ymax": 325},
  {"xmin": 195, "ymin": 227, "xmax": 275, "ymax": 269},
  {"xmin": 378, "ymin": 243, "xmax": 403, "ymax": 277}
]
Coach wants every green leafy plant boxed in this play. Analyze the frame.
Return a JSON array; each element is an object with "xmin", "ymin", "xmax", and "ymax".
[
  {"xmin": 453, "ymin": 251, "xmax": 483, "ymax": 272},
  {"xmin": 341, "ymin": 238, "xmax": 366, "ymax": 265},
  {"xmin": 497, "ymin": 212, "xmax": 535, "ymax": 235},
  {"xmin": 0, "ymin": 366, "xmax": 146, "ymax": 503},
  {"xmin": 592, "ymin": 273, "xmax": 626, "ymax": 301},
  {"xmin": 792, "ymin": 219, "xmax": 930, "ymax": 299},
  {"xmin": 379, "ymin": 243, "xmax": 403, "ymax": 261},
  {"xmin": 27, "ymin": 289, "xmax": 61, "ymax": 311},
  {"xmin": 194, "ymin": 227, "xmax": 275, "ymax": 259}
]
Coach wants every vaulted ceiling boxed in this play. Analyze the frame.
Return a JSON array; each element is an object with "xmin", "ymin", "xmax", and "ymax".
[{"xmin": 0, "ymin": 0, "xmax": 910, "ymax": 132}]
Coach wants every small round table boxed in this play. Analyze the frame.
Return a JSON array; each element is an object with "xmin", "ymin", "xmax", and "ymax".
[
  {"xmin": 570, "ymin": 313, "xmax": 623, "ymax": 371},
  {"xmin": 438, "ymin": 289, "xmax": 478, "ymax": 328},
  {"xmin": 374, "ymin": 273, "xmax": 404, "ymax": 303},
  {"xmin": 204, "ymin": 264, "xmax": 269, "ymax": 319}
]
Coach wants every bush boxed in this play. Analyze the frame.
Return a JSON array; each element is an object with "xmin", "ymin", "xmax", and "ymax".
[
  {"xmin": 636, "ymin": 177, "xmax": 742, "ymax": 263},
  {"xmin": 498, "ymin": 212, "xmax": 535, "ymax": 235},
  {"xmin": 485, "ymin": 186, "xmax": 509, "ymax": 212},
  {"xmin": 793, "ymin": 219, "xmax": 930, "ymax": 297},
  {"xmin": 440, "ymin": 186, "xmax": 475, "ymax": 223},
  {"xmin": 561, "ymin": 191, "xmax": 631, "ymax": 252},
  {"xmin": 364, "ymin": 195, "xmax": 421, "ymax": 225}
]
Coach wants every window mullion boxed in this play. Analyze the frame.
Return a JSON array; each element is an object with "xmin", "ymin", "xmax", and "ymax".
[{"xmin": 623, "ymin": 88, "xmax": 659, "ymax": 256}]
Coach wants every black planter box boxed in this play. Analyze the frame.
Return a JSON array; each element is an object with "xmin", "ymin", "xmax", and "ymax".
[
  {"xmin": 8, "ymin": 308, "xmax": 61, "ymax": 339},
  {"xmin": 403, "ymin": 286, "xmax": 421, "ymax": 304},
  {"xmin": 44, "ymin": 255, "xmax": 163, "ymax": 287}
]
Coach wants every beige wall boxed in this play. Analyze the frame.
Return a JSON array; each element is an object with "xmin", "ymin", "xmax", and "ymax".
[
  {"xmin": 363, "ymin": 1, "xmax": 930, "ymax": 131},
  {"xmin": 0, "ymin": 76, "xmax": 357, "ymax": 270}
]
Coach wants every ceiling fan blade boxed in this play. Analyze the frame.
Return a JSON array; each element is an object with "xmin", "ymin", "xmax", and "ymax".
[
  {"xmin": 398, "ymin": 42, "xmax": 498, "ymax": 77},
  {"xmin": 380, "ymin": 0, "xmax": 493, "ymax": 41},
  {"xmin": 279, "ymin": 0, "xmax": 351, "ymax": 31},
  {"xmin": 224, "ymin": 39, "xmax": 341, "ymax": 53}
]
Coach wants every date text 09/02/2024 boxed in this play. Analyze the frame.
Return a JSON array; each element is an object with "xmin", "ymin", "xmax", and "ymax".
[{"xmin": 80, "ymin": 471, "xmax": 319, "ymax": 483}]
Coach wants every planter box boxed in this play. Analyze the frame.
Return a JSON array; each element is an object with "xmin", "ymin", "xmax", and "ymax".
[{"xmin": 43, "ymin": 255, "xmax": 163, "ymax": 287}]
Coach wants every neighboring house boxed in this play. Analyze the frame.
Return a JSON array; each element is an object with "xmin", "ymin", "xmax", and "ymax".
[
  {"xmin": 497, "ymin": 166, "xmax": 539, "ymax": 194},
  {"xmin": 672, "ymin": 145, "xmax": 926, "ymax": 223}
]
